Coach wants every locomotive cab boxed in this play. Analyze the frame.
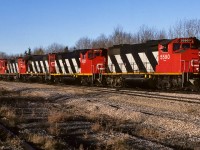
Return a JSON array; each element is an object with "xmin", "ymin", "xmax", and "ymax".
[
  {"xmin": 0, "ymin": 59, "xmax": 7, "ymax": 74},
  {"xmin": 156, "ymin": 37, "xmax": 200, "ymax": 74},
  {"xmin": 80, "ymin": 49, "xmax": 107, "ymax": 74},
  {"xmin": 18, "ymin": 57, "xmax": 27, "ymax": 74}
]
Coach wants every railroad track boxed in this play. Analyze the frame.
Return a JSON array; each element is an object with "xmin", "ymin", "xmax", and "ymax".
[
  {"xmin": 10, "ymin": 82, "xmax": 199, "ymax": 105},
  {"xmin": 2, "ymin": 81, "xmax": 200, "ymax": 105},
  {"xmin": 76, "ymin": 86, "xmax": 200, "ymax": 105}
]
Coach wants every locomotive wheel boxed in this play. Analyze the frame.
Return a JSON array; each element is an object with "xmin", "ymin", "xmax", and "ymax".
[
  {"xmin": 192, "ymin": 79, "xmax": 200, "ymax": 91},
  {"xmin": 81, "ymin": 77, "xmax": 92, "ymax": 86},
  {"xmin": 156, "ymin": 77, "xmax": 171, "ymax": 90},
  {"xmin": 112, "ymin": 77, "xmax": 124, "ymax": 88}
]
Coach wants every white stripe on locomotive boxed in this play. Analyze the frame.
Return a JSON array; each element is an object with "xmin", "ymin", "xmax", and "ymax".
[
  {"xmin": 7, "ymin": 64, "xmax": 11, "ymax": 73},
  {"xmin": 10, "ymin": 64, "xmax": 14, "ymax": 73},
  {"xmin": 55, "ymin": 61, "xmax": 60, "ymax": 74},
  {"xmin": 35, "ymin": 61, "xmax": 41, "ymax": 73},
  {"xmin": 72, "ymin": 58, "xmax": 79, "ymax": 73},
  {"xmin": 16, "ymin": 63, "xmax": 19, "ymax": 73},
  {"xmin": 115, "ymin": 55, "xmax": 127, "ymax": 73},
  {"xmin": 31, "ymin": 61, "xmax": 36, "ymax": 73},
  {"xmin": 58, "ymin": 59, "xmax": 66, "ymax": 74},
  {"xmin": 65, "ymin": 59, "xmax": 73, "ymax": 73},
  {"xmin": 40, "ymin": 61, "xmax": 45, "ymax": 73},
  {"xmin": 28, "ymin": 66, "xmax": 30, "ymax": 73},
  {"xmin": 152, "ymin": 51, "xmax": 158, "ymax": 62},
  {"xmin": 108, "ymin": 56, "xmax": 116, "ymax": 73},
  {"xmin": 126, "ymin": 53, "xmax": 139, "ymax": 72},
  {"xmin": 13, "ymin": 63, "xmax": 16, "ymax": 73},
  {"xmin": 138, "ymin": 52, "xmax": 154, "ymax": 72},
  {"xmin": 12, "ymin": 63, "xmax": 16, "ymax": 73},
  {"xmin": 45, "ymin": 60, "xmax": 49, "ymax": 73}
]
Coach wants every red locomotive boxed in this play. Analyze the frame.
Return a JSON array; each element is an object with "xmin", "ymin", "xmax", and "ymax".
[
  {"xmin": 0, "ymin": 37, "xmax": 199, "ymax": 90},
  {"xmin": 156, "ymin": 38, "xmax": 200, "ymax": 73}
]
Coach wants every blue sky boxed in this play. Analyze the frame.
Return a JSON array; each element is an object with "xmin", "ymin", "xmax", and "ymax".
[{"xmin": 0, "ymin": 0, "xmax": 199, "ymax": 54}]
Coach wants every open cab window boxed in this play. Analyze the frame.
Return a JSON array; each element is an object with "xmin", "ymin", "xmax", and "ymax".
[{"xmin": 160, "ymin": 44, "xmax": 168, "ymax": 52}]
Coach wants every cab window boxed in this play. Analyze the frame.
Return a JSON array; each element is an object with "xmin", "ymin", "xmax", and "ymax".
[
  {"xmin": 94, "ymin": 51, "xmax": 100, "ymax": 57},
  {"xmin": 88, "ymin": 50, "xmax": 102, "ymax": 59},
  {"xmin": 82, "ymin": 54, "xmax": 86, "ymax": 59},
  {"xmin": 182, "ymin": 43, "xmax": 190, "ymax": 49},
  {"xmin": 173, "ymin": 43, "xmax": 180, "ymax": 51},
  {"xmin": 161, "ymin": 44, "xmax": 168, "ymax": 52},
  {"xmin": 88, "ymin": 52, "xmax": 93, "ymax": 59}
]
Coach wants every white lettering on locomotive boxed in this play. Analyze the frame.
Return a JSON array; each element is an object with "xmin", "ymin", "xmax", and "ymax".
[
  {"xmin": 81, "ymin": 59, "xmax": 86, "ymax": 63},
  {"xmin": 160, "ymin": 54, "xmax": 170, "ymax": 61}
]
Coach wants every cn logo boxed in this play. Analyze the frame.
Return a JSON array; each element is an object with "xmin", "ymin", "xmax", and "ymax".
[{"xmin": 51, "ymin": 62, "xmax": 55, "ymax": 66}]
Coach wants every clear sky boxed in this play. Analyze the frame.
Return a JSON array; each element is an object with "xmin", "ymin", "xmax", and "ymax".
[{"xmin": 0, "ymin": 0, "xmax": 199, "ymax": 54}]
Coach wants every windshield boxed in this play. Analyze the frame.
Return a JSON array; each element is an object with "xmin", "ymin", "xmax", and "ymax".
[{"xmin": 173, "ymin": 43, "xmax": 191, "ymax": 52}]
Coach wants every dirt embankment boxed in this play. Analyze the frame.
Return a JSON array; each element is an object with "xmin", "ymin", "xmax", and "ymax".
[{"xmin": 0, "ymin": 81, "xmax": 200, "ymax": 150}]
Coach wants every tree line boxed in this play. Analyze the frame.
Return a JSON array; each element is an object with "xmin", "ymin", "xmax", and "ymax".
[
  {"xmin": 75, "ymin": 19, "xmax": 200, "ymax": 49},
  {"xmin": 0, "ymin": 19, "xmax": 200, "ymax": 58}
]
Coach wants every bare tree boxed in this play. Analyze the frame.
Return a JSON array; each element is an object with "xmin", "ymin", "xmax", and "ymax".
[
  {"xmin": 33, "ymin": 47, "xmax": 45, "ymax": 55},
  {"xmin": 184, "ymin": 19, "xmax": 200, "ymax": 38},
  {"xmin": 0, "ymin": 52, "xmax": 8, "ymax": 59},
  {"xmin": 109, "ymin": 26, "xmax": 136, "ymax": 45},
  {"xmin": 136, "ymin": 25, "xmax": 158, "ymax": 43},
  {"xmin": 110, "ymin": 26, "xmax": 124, "ymax": 45},
  {"xmin": 75, "ymin": 37, "xmax": 92, "ymax": 49},
  {"xmin": 91, "ymin": 34, "xmax": 108, "ymax": 48},
  {"xmin": 156, "ymin": 29, "xmax": 167, "ymax": 39},
  {"xmin": 46, "ymin": 43, "xmax": 66, "ymax": 53},
  {"xmin": 168, "ymin": 26, "xmax": 175, "ymax": 39},
  {"xmin": 168, "ymin": 19, "xmax": 200, "ymax": 38}
]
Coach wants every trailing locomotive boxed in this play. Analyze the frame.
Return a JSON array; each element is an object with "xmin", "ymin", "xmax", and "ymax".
[{"xmin": 0, "ymin": 37, "xmax": 200, "ymax": 90}]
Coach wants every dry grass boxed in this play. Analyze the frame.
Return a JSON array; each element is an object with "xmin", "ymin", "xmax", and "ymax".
[
  {"xmin": 0, "ymin": 106, "xmax": 15, "ymax": 118},
  {"xmin": 28, "ymin": 134, "xmax": 56, "ymax": 150},
  {"xmin": 4, "ymin": 137, "xmax": 23, "ymax": 149},
  {"xmin": 137, "ymin": 128, "xmax": 160, "ymax": 139},
  {"xmin": 10, "ymin": 137, "xmax": 22, "ymax": 145},
  {"xmin": 91, "ymin": 122, "xmax": 103, "ymax": 132},
  {"xmin": 105, "ymin": 136, "xmax": 129, "ymax": 150},
  {"xmin": 47, "ymin": 110, "xmax": 71, "ymax": 136},
  {"xmin": 48, "ymin": 123, "xmax": 60, "ymax": 135},
  {"xmin": 187, "ymin": 107, "xmax": 199, "ymax": 115},
  {"xmin": 83, "ymin": 131, "xmax": 88, "ymax": 139},
  {"xmin": 48, "ymin": 111, "xmax": 66, "ymax": 123},
  {"xmin": 0, "ymin": 106, "xmax": 17, "ymax": 126}
]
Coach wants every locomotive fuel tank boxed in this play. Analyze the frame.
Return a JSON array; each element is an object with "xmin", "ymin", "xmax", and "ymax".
[{"xmin": 123, "ymin": 75, "xmax": 154, "ymax": 88}]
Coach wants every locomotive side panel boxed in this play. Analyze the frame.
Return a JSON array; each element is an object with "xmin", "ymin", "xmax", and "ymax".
[
  {"xmin": 7, "ymin": 59, "xmax": 19, "ymax": 74},
  {"xmin": 108, "ymin": 43, "xmax": 159, "ymax": 73},
  {"xmin": 27, "ymin": 55, "xmax": 48, "ymax": 74},
  {"xmin": 55, "ymin": 50, "xmax": 83, "ymax": 75}
]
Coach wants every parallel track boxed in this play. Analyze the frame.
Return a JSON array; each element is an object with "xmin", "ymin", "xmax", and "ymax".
[{"xmin": 73, "ymin": 86, "xmax": 200, "ymax": 105}]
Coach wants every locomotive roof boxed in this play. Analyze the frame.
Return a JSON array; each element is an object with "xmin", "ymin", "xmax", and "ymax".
[{"xmin": 110, "ymin": 39, "xmax": 171, "ymax": 49}]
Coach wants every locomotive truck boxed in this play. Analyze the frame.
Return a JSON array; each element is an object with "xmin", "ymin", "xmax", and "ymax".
[{"xmin": 0, "ymin": 37, "xmax": 200, "ymax": 90}]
